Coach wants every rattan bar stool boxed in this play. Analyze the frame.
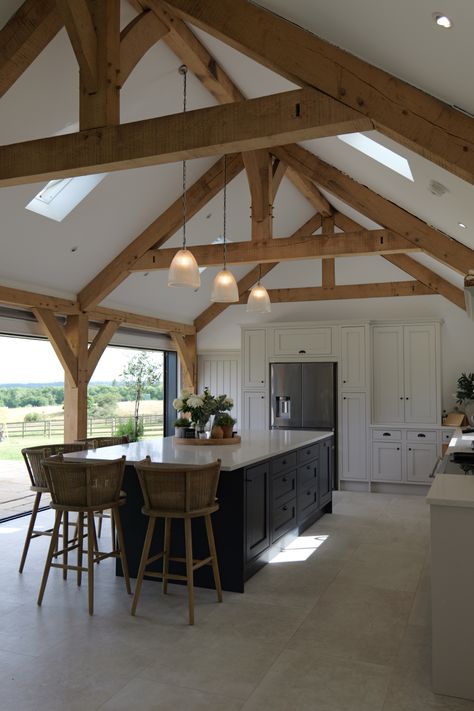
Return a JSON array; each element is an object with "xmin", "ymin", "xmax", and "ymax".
[
  {"xmin": 75, "ymin": 436, "xmax": 129, "ymax": 538},
  {"xmin": 37, "ymin": 455, "xmax": 131, "ymax": 615},
  {"xmin": 19, "ymin": 443, "xmax": 86, "ymax": 573},
  {"xmin": 131, "ymin": 457, "xmax": 222, "ymax": 625}
]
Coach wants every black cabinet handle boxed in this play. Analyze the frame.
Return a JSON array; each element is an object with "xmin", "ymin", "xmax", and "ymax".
[
  {"xmin": 383, "ymin": 432, "xmax": 391, "ymax": 437},
  {"xmin": 406, "ymin": 397, "xmax": 409, "ymax": 400},
  {"xmin": 396, "ymin": 447, "xmax": 400, "ymax": 451},
  {"xmin": 282, "ymin": 505, "xmax": 288, "ymax": 511},
  {"xmin": 282, "ymin": 477, "xmax": 287, "ymax": 483},
  {"xmin": 261, "ymin": 396, "xmax": 264, "ymax": 399},
  {"xmin": 306, "ymin": 491, "xmax": 311, "ymax": 496},
  {"xmin": 417, "ymin": 433, "xmax": 426, "ymax": 438},
  {"xmin": 343, "ymin": 396, "xmax": 346, "ymax": 400},
  {"xmin": 408, "ymin": 447, "xmax": 412, "ymax": 451},
  {"xmin": 299, "ymin": 349, "xmax": 306, "ymax": 354},
  {"xmin": 400, "ymin": 396, "xmax": 403, "ymax": 400},
  {"xmin": 282, "ymin": 460, "xmax": 286, "ymax": 465},
  {"xmin": 343, "ymin": 380, "xmax": 346, "ymax": 383},
  {"xmin": 261, "ymin": 380, "xmax": 264, "ymax": 383}
]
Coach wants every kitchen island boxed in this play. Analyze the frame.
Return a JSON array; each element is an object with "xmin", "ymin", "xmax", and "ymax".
[
  {"xmin": 427, "ymin": 430, "xmax": 474, "ymax": 702},
  {"xmin": 65, "ymin": 430, "xmax": 334, "ymax": 592}
]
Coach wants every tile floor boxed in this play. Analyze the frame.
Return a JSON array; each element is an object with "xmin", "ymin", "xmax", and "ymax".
[{"xmin": 1, "ymin": 491, "xmax": 473, "ymax": 710}]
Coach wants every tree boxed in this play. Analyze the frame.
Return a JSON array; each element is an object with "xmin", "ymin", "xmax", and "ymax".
[{"xmin": 120, "ymin": 351, "xmax": 161, "ymax": 440}]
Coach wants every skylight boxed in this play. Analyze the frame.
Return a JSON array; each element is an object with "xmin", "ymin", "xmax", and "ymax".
[
  {"xmin": 25, "ymin": 173, "xmax": 106, "ymax": 222},
  {"xmin": 338, "ymin": 133, "xmax": 414, "ymax": 181}
]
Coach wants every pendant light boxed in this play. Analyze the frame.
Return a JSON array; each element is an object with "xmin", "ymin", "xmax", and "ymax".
[
  {"xmin": 168, "ymin": 65, "xmax": 201, "ymax": 289},
  {"xmin": 247, "ymin": 264, "xmax": 271, "ymax": 313},
  {"xmin": 211, "ymin": 155, "xmax": 239, "ymax": 302}
]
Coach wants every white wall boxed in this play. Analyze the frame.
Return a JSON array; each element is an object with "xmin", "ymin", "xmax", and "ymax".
[{"xmin": 197, "ymin": 294, "xmax": 474, "ymax": 413}]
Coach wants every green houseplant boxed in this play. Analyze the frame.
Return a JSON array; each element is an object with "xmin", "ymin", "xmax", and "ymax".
[
  {"xmin": 173, "ymin": 416, "xmax": 190, "ymax": 438},
  {"xmin": 456, "ymin": 372, "xmax": 474, "ymax": 424},
  {"xmin": 214, "ymin": 413, "xmax": 236, "ymax": 438}
]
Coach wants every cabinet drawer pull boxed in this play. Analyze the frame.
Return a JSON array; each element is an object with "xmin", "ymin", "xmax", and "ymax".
[
  {"xmin": 282, "ymin": 505, "xmax": 288, "ymax": 511},
  {"xmin": 417, "ymin": 433, "xmax": 426, "ymax": 438},
  {"xmin": 299, "ymin": 350, "xmax": 306, "ymax": 354},
  {"xmin": 383, "ymin": 432, "xmax": 391, "ymax": 437}
]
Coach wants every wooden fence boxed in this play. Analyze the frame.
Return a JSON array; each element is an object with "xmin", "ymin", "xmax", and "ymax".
[{"xmin": 0, "ymin": 414, "xmax": 164, "ymax": 440}]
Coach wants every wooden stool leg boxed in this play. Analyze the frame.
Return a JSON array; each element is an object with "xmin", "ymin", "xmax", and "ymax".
[
  {"xmin": 110, "ymin": 509, "xmax": 116, "ymax": 551},
  {"xmin": 162, "ymin": 517, "xmax": 171, "ymax": 595},
  {"xmin": 97, "ymin": 512, "xmax": 103, "ymax": 538},
  {"xmin": 19, "ymin": 491, "xmax": 42, "ymax": 573},
  {"xmin": 184, "ymin": 518, "xmax": 194, "ymax": 625},
  {"xmin": 37, "ymin": 510, "xmax": 62, "ymax": 607},
  {"xmin": 87, "ymin": 512, "xmax": 95, "ymax": 616},
  {"xmin": 113, "ymin": 507, "xmax": 131, "ymax": 595},
  {"xmin": 131, "ymin": 517, "xmax": 156, "ymax": 616},
  {"xmin": 205, "ymin": 515, "xmax": 223, "ymax": 602},
  {"xmin": 63, "ymin": 511, "xmax": 69, "ymax": 580},
  {"xmin": 77, "ymin": 512, "xmax": 84, "ymax": 587}
]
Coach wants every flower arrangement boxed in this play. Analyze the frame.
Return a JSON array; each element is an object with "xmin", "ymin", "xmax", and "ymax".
[{"xmin": 173, "ymin": 386, "xmax": 233, "ymax": 430}]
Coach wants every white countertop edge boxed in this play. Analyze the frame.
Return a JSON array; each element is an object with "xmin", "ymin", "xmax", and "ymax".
[{"xmin": 426, "ymin": 474, "xmax": 474, "ymax": 508}]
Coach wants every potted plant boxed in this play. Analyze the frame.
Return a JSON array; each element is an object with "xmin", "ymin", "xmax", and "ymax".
[
  {"xmin": 173, "ymin": 387, "xmax": 234, "ymax": 438},
  {"xmin": 173, "ymin": 417, "xmax": 190, "ymax": 438},
  {"xmin": 214, "ymin": 413, "xmax": 236, "ymax": 439},
  {"xmin": 456, "ymin": 372, "xmax": 474, "ymax": 424}
]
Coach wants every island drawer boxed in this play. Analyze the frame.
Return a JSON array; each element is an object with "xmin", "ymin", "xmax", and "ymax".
[
  {"xmin": 271, "ymin": 451, "xmax": 297, "ymax": 475},
  {"xmin": 372, "ymin": 429, "xmax": 402, "ymax": 441},
  {"xmin": 297, "ymin": 460, "xmax": 318, "ymax": 486},
  {"xmin": 271, "ymin": 496, "xmax": 297, "ymax": 543},
  {"xmin": 297, "ymin": 484, "xmax": 319, "ymax": 522},
  {"xmin": 272, "ymin": 469, "xmax": 297, "ymax": 503},
  {"xmin": 297, "ymin": 443, "xmax": 320, "ymax": 464},
  {"xmin": 406, "ymin": 430, "xmax": 437, "ymax": 443}
]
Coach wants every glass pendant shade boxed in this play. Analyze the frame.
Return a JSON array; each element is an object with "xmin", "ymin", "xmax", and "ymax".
[
  {"xmin": 247, "ymin": 282, "xmax": 271, "ymax": 313},
  {"xmin": 211, "ymin": 268, "xmax": 239, "ymax": 302},
  {"xmin": 168, "ymin": 248, "xmax": 201, "ymax": 288}
]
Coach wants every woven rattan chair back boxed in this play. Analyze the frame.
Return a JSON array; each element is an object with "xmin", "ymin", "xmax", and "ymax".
[
  {"xmin": 75, "ymin": 436, "xmax": 129, "ymax": 449},
  {"xmin": 134, "ymin": 457, "xmax": 221, "ymax": 515},
  {"xmin": 22, "ymin": 443, "xmax": 86, "ymax": 490},
  {"xmin": 43, "ymin": 455, "xmax": 126, "ymax": 510}
]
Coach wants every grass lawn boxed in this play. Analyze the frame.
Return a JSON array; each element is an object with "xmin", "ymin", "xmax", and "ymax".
[{"xmin": 0, "ymin": 436, "xmax": 52, "ymax": 460}]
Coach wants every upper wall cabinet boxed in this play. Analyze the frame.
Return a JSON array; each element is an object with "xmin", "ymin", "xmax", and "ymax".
[
  {"xmin": 372, "ymin": 323, "xmax": 440, "ymax": 425},
  {"xmin": 243, "ymin": 329, "xmax": 267, "ymax": 388},
  {"xmin": 272, "ymin": 327, "xmax": 336, "ymax": 357},
  {"xmin": 340, "ymin": 326, "xmax": 366, "ymax": 389}
]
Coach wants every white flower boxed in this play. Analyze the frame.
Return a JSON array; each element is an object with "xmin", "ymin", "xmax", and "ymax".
[
  {"xmin": 187, "ymin": 395, "xmax": 204, "ymax": 408},
  {"xmin": 224, "ymin": 397, "xmax": 234, "ymax": 406},
  {"xmin": 172, "ymin": 398, "xmax": 184, "ymax": 410},
  {"xmin": 180, "ymin": 388, "xmax": 193, "ymax": 398}
]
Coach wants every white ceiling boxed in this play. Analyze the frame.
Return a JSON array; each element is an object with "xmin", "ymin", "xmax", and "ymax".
[{"xmin": 0, "ymin": 0, "xmax": 472, "ymax": 326}]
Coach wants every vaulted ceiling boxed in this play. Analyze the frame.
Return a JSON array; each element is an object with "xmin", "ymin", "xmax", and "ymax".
[{"xmin": 1, "ymin": 0, "xmax": 473, "ymax": 335}]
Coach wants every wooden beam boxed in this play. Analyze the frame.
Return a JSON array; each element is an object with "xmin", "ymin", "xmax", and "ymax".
[
  {"xmin": 78, "ymin": 154, "xmax": 244, "ymax": 310},
  {"xmin": 0, "ymin": 88, "xmax": 372, "ymax": 188},
  {"xmin": 271, "ymin": 158, "xmax": 286, "ymax": 201},
  {"xmin": 321, "ymin": 215, "xmax": 335, "ymax": 288},
  {"xmin": 194, "ymin": 262, "xmax": 278, "ymax": 332},
  {"xmin": 0, "ymin": 284, "xmax": 78, "ymax": 313},
  {"xmin": 119, "ymin": 10, "xmax": 169, "ymax": 86},
  {"xmin": 383, "ymin": 254, "xmax": 465, "ymax": 311},
  {"xmin": 33, "ymin": 308, "xmax": 78, "ymax": 385},
  {"xmin": 63, "ymin": 313, "xmax": 89, "ymax": 440},
  {"xmin": 56, "ymin": 0, "xmax": 97, "ymax": 93},
  {"xmin": 171, "ymin": 332, "xmax": 195, "ymax": 389},
  {"xmin": 164, "ymin": 0, "xmax": 474, "ymax": 185},
  {"xmin": 0, "ymin": 0, "xmax": 62, "ymax": 98},
  {"xmin": 274, "ymin": 144, "xmax": 474, "ymax": 275},
  {"xmin": 243, "ymin": 149, "xmax": 273, "ymax": 242},
  {"xmin": 252, "ymin": 281, "xmax": 434, "ymax": 303},
  {"xmin": 285, "ymin": 166, "xmax": 332, "ymax": 217},
  {"xmin": 87, "ymin": 320, "xmax": 119, "ymax": 379},
  {"xmin": 89, "ymin": 306, "xmax": 195, "ymax": 335},
  {"xmin": 135, "ymin": 229, "xmax": 415, "ymax": 269}
]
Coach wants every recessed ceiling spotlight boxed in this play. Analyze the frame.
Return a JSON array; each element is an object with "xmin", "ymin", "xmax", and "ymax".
[
  {"xmin": 433, "ymin": 12, "xmax": 453, "ymax": 28},
  {"xmin": 206, "ymin": 213, "xmax": 212, "ymax": 219},
  {"xmin": 458, "ymin": 222, "xmax": 467, "ymax": 229}
]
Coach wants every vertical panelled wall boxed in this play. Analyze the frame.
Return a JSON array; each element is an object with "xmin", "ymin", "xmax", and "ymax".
[{"xmin": 198, "ymin": 351, "xmax": 241, "ymax": 427}]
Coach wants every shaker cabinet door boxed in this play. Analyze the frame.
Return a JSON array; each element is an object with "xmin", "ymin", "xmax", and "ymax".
[
  {"xmin": 372, "ymin": 326, "xmax": 405, "ymax": 424},
  {"xmin": 243, "ymin": 329, "xmax": 266, "ymax": 388},
  {"xmin": 341, "ymin": 326, "xmax": 366, "ymax": 388},
  {"xmin": 242, "ymin": 390, "xmax": 267, "ymax": 430},
  {"xmin": 403, "ymin": 325, "xmax": 438, "ymax": 424},
  {"xmin": 245, "ymin": 462, "xmax": 270, "ymax": 561}
]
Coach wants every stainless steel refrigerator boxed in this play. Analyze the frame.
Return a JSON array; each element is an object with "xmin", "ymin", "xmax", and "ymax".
[{"xmin": 270, "ymin": 362, "xmax": 336, "ymax": 430}]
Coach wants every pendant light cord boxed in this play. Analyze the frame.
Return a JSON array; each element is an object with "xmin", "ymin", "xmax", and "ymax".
[
  {"xmin": 180, "ymin": 65, "xmax": 188, "ymax": 250},
  {"xmin": 223, "ymin": 154, "xmax": 227, "ymax": 269}
]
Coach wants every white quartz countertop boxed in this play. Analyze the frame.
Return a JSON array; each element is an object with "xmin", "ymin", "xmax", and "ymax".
[
  {"xmin": 63, "ymin": 430, "xmax": 332, "ymax": 471},
  {"xmin": 427, "ymin": 429, "xmax": 474, "ymax": 508}
]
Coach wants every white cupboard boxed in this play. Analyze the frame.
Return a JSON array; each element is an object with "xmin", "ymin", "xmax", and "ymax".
[
  {"xmin": 243, "ymin": 329, "xmax": 266, "ymax": 388},
  {"xmin": 340, "ymin": 326, "xmax": 366, "ymax": 389},
  {"xmin": 372, "ymin": 442, "xmax": 403, "ymax": 482},
  {"xmin": 340, "ymin": 392, "xmax": 367, "ymax": 480},
  {"xmin": 406, "ymin": 443, "xmax": 438, "ymax": 483},
  {"xmin": 242, "ymin": 390, "xmax": 267, "ymax": 431}
]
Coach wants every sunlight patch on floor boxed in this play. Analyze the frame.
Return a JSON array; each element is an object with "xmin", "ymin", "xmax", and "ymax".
[{"xmin": 269, "ymin": 534, "xmax": 329, "ymax": 563}]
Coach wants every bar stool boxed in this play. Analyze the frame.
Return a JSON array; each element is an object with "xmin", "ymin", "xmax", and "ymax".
[
  {"xmin": 131, "ymin": 457, "xmax": 222, "ymax": 625},
  {"xmin": 75, "ymin": 436, "xmax": 129, "ymax": 538},
  {"xmin": 37, "ymin": 455, "xmax": 131, "ymax": 615},
  {"xmin": 19, "ymin": 443, "xmax": 86, "ymax": 573}
]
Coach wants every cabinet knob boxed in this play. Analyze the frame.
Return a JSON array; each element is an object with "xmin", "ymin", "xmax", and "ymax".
[
  {"xmin": 261, "ymin": 396, "xmax": 264, "ymax": 399},
  {"xmin": 261, "ymin": 380, "xmax": 264, "ymax": 383},
  {"xmin": 282, "ymin": 460, "xmax": 286, "ymax": 466},
  {"xmin": 282, "ymin": 477, "xmax": 287, "ymax": 483},
  {"xmin": 406, "ymin": 397, "xmax": 409, "ymax": 400},
  {"xmin": 282, "ymin": 505, "xmax": 288, "ymax": 511},
  {"xmin": 408, "ymin": 448, "xmax": 412, "ymax": 451},
  {"xmin": 343, "ymin": 396, "xmax": 346, "ymax": 400},
  {"xmin": 397, "ymin": 447, "xmax": 400, "ymax": 451},
  {"xmin": 400, "ymin": 397, "xmax": 403, "ymax": 400},
  {"xmin": 343, "ymin": 380, "xmax": 346, "ymax": 383}
]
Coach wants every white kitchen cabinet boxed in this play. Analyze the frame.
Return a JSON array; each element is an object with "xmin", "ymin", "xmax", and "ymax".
[
  {"xmin": 341, "ymin": 325, "xmax": 366, "ymax": 388},
  {"xmin": 340, "ymin": 392, "xmax": 368, "ymax": 480},
  {"xmin": 272, "ymin": 327, "xmax": 335, "ymax": 357},
  {"xmin": 372, "ymin": 323, "xmax": 439, "ymax": 425},
  {"xmin": 243, "ymin": 329, "xmax": 266, "ymax": 388},
  {"xmin": 372, "ymin": 442, "xmax": 403, "ymax": 482},
  {"xmin": 406, "ymin": 442, "xmax": 438, "ymax": 483},
  {"xmin": 242, "ymin": 390, "xmax": 267, "ymax": 430}
]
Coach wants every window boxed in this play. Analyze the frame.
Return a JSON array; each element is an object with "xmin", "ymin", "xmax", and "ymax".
[
  {"xmin": 338, "ymin": 133, "xmax": 414, "ymax": 181},
  {"xmin": 25, "ymin": 173, "xmax": 106, "ymax": 222}
]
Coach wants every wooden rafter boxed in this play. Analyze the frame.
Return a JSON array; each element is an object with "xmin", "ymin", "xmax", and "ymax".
[
  {"xmin": 321, "ymin": 215, "xmax": 335, "ymax": 288},
  {"xmin": 33, "ymin": 308, "xmax": 78, "ymax": 385},
  {"xmin": 119, "ymin": 10, "xmax": 169, "ymax": 86},
  {"xmin": 56, "ymin": 0, "xmax": 97, "ymax": 93},
  {"xmin": 164, "ymin": 0, "xmax": 474, "ymax": 185},
  {"xmin": 87, "ymin": 320, "xmax": 120, "ymax": 379},
  {"xmin": 89, "ymin": 306, "xmax": 195, "ymax": 335},
  {"xmin": 0, "ymin": 0, "xmax": 62, "ymax": 99},
  {"xmin": 274, "ymin": 144, "xmax": 474, "ymax": 275},
  {"xmin": 243, "ymin": 149, "xmax": 273, "ymax": 242},
  {"xmin": 271, "ymin": 159, "xmax": 286, "ymax": 201},
  {"xmin": 285, "ymin": 166, "xmax": 332, "ymax": 217},
  {"xmin": 134, "ymin": 229, "xmax": 415, "ymax": 270},
  {"xmin": 0, "ymin": 284, "xmax": 78, "ymax": 313},
  {"xmin": 0, "ymin": 87, "xmax": 371, "ymax": 188},
  {"xmin": 78, "ymin": 154, "xmax": 244, "ymax": 310},
  {"xmin": 252, "ymin": 282, "xmax": 434, "ymax": 304}
]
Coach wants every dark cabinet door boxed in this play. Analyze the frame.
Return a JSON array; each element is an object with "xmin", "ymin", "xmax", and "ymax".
[
  {"xmin": 245, "ymin": 461, "xmax": 270, "ymax": 562},
  {"xmin": 319, "ymin": 437, "xmax": 334, "ymax": 505}
]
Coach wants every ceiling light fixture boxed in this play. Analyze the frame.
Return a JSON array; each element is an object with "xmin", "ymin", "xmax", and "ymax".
[
  {"xmin": 247, "ymin": 264, "xmax": 271, "ymax": 313},
  {"xmin": 211, "ymin": 155, "xmax": 239, "ymax": 303},
  {"xmin": 459, "ymin": 222, "xmax": 467, "ymax": 229},
  {"xmin": 168, "ymin": 66, "xmax": 200, "ymax": 289},
  {"xmin": 433, "ymin": 12, "xmax": 452, "ymax": 28}
]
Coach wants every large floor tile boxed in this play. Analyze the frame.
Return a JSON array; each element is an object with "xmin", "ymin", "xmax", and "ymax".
[{"xmin": 336, "ymin": 542, "xmax": 425, "ymax": 592}]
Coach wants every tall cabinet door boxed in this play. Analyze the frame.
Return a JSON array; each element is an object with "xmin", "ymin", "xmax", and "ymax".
[
  {"xmin": 243, "ymin": 330, "xmax": 266, "ymax": 388},
  {"xmin": 243, "ymin": 391, "xmax": 267, "ymax": 430},
  {"xmin": 372, "ymin": 326, "xmax": 404, "ymax": 424},
  {"xmin": 341, "ymin": 326, "xmax": 366, "ymax": 388},
  {"xmin": 341, "ymin": 392, "xmax": 367, "ymax": 480},
  {"xmin": 403, "ymin": 324, "xmax": 437, "ymax": 424}
]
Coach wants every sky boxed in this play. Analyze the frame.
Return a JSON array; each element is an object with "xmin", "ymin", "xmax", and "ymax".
[{"xmin": 0, "ymin": 335, "xmax": 163, "ymax": 385}]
